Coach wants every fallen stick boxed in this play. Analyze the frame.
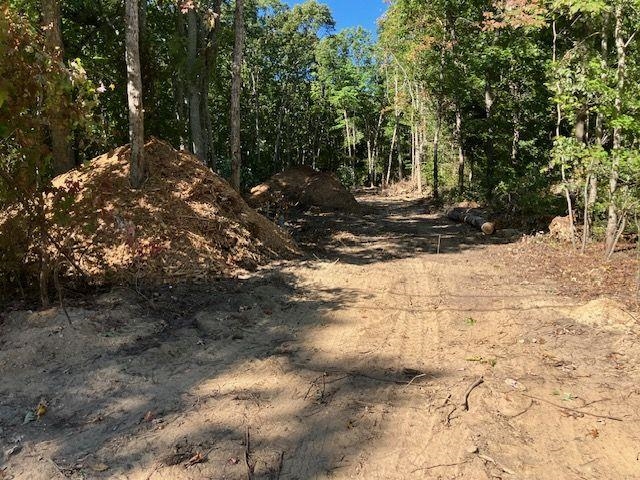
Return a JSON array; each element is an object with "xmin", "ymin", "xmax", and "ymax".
[
  {"xmin": 405, "ymin": 373, "xmax": 428, "ymax": 388},
  {"xmin": 412, "ymin": 460, "xmax": 469, "ymax": 473},
  {"xmin": 245, "ymin": 426, "xmax": 255, "ymax": 480},
  {"xmin": 519, "ymin": 393, "xmax": 623, "ymax": 422},
  {"xmin": 461, "ymin": 377, "xmax": 484, "ymax": 411},
  {"xmin": 275, "ymin": 451, "xmax": 285, "ymax": 480},
  {"xmin": 477, "ymin": 454, "xmax": 516, "ymax": 475},
  {"xmin": 293, "ymin": 364, "xmax": 428, "ymax": 387}
]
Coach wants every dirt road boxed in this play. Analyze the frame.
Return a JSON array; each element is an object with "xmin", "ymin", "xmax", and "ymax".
[{"xmin": 1, "ymin": 196, "xmax": 639, "ymax": 479}]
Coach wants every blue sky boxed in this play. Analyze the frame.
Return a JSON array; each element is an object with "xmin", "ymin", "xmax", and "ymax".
[{"xmin": 284, "ymin": 0, "xmax": 387, "ymax": 34}]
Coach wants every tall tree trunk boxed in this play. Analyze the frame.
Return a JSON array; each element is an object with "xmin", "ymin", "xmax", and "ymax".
[
  {"xmin": 252, "ymin": 69, "xmax": 260, "ymax": 167},
  {"xmin": 174, "ymin": 10, "xmax": 188, "ymax": 150},
  {"xmin": 386, "ymin": 122, "xmax": 397, "ymax": 186},
  {"xmin": 582, "ymin": 19, "xmax": 608, "ymax": 253},
  {"xmin": 344, "ymin": 110, "xmax": 352, "ymax": 157},
  {"xmin": 41, "ymin": 0, "xmax": 74, "ymax": 175},
  {"xmin": 484, "ymin": 80, "xmax": 496, "ymax": 199},
  {"xmin": 230, "ymin": 0, "xmax": 245, "ymax": 191},
  {"xmin": 605, "ymin": 5, "xmax": 626, "ymax": 257},
  {"xmin": 371, "ymin": 110, "xmax": 384, "ymax": 187},
  {"xmin": 125, "ymin": 0, "xmax": 146, "ymax": 188},
  {"xmin": 433, "ymin": 108, "xmax": 441, "ymax": 200},
  {"xmin": 455, "ymin": 107, "xmax": 465, "ymax": 196},
  {"xmin": 186, "ymin": 8, "xmax": 204, "ymax": 161},
  {"xmin": 553, "ymin": 20, "xmax": 576, "ymax": 248},
  {"xmin": 397, "ymin": 128, "xmax": 403, "ymax": 181},
  {"xmin": 200, "ymin": 0, "xmax": 221, "ymax": 168}
]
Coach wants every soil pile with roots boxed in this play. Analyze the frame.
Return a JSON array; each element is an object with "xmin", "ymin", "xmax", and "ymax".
[
  {"xmin": 248, "ymin": 165, "xmax": 360, "ymax": 214},
  {"xmin": 1, "ymin": 138, "xmax": 297, "ymax": 292}
]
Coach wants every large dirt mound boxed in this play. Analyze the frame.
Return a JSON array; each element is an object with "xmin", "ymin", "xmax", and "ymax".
[
  {"xmin": 248, "ymin": 166, "xmax": 360, "ymax": 213},
  {"xmin": 2, "ymin": 138, "xmax": 297, "ymax": 287}
]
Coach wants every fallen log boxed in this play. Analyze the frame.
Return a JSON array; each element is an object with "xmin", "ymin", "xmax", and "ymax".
[{"xmin": 447, "ymin": 207, "xmax": 495, "ymax": 235}]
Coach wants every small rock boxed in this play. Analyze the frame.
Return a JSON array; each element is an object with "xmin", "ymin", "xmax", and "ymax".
[
  {"xmin": 466, "ymin": 445, "xmax": 479, "ymax": 454},
  {"xmin": 505, "ymin": 378, "xmax": 520, "ymax": 389}
]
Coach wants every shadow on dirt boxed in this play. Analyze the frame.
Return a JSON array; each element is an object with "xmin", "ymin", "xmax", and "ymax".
[
  {"xmin": 0, "ymin": 195, "xmax": 510, "ymax": 479},
  {"xmin": 287, "ymin": 196, "xmax": 520, "ymax": 266},
  {"xmin": 0, "ymin": 266, "xmax": 443, "ymax": 479}
]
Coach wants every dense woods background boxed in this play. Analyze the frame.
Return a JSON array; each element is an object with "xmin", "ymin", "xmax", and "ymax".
[{"xmin": 1, "ymin": 0, "xmax": 640, "ymax": 303}]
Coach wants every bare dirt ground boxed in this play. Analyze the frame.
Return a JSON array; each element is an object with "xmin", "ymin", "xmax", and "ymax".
[{"xmin": 1, "ymin": 195, "xmax": 639, "ymax": 480}]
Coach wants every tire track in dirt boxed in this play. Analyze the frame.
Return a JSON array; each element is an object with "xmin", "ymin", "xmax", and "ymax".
[{"xmin": 3, "ymin": 195, "xmax": 639, "ymax": 480}]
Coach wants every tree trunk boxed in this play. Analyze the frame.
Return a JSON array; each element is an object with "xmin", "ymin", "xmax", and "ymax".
[
  {"xmin": 186, "ymin": 8, "xmax": 205, "ymax": 162},
  {"xmin": 386, "ymin": 122, "xmax": 397, "ymax": 186},
  {"xmin": 605, "ymin": 5, "xmax": 625, "ymax": 257},
  {"xmin": 200, "ymin": 0, "xmax": 221, "ymax": 168},
  {"xmin": 484, "ymin": 80, "xmax": 495, "ymax": 198},
  {"xmin": 174, "ymin": 10, "xmax": 188, "ymax": 150},
  {"xmin": 433, "ymin": 109, "xmax": 441, "ymax": 200},
  {"xmin": 344, "ymin": 110, "xmax": 352, "ymax": 157},
  {"xmin": 455, "ymin": 108, "xmax": 465, "ymax": 196},
  {"xmin": 397, "ymin": 127, "xmax": 403, "ymax": 181},
  {"xmin": 125, "ymin": 0, "xmax": 146, "ymax": 188},
  {"xmin": 552, "ymin": 20, "xmax": 576, "ymax": 248},
  {"xmin": 41, "ymin": 0, "xmax": 74, "ymax": 175},
  {"xmin": 582, "ymin": 20, "xmax": 608, "ymax": 253},
  {"xmin": 230, "ymin": 0, "xmax": 245, "ymax": 191},
  {"xmin": 251, "ymin": 69, "xmax": 261, "ymax": 167}
]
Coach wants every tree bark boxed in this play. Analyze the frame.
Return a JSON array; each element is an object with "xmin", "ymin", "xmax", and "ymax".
[
  {"xmin": 186, "ymin": 8, "xmax": 205, "ymax": 162},
  {"xmin": 433, "ymin": 108, "xmax": 441, "ymax": 200},
  {"xmin": 455, "ymin": 107, "xmax": 465, "ymax": 196},
  {"xmin": 605, "ymin": 5, "xmax": 625, "ymax": 257},
  {"xmin": 552, "ymin": 19, "xmax": 576, "ymax": 248},
  {"xmin": 230, "ymin": 0, "xmax": 245, "ymax": 191},
  {"xmin": 125, "ymin": 0, "xmax": 146, "ymax": 188},
  {"xmin": 41, "ymin": 0, "xmax": 74, "ymax": 175},
  {"xmin": 386, "ymin": 121, "xmax": 397, "ymax": 186},
  {"xmin": 484, "ymin": 80, "xmax": 496, "ymax": 198}
]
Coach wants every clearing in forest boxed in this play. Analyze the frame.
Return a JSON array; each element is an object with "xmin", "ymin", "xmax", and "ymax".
[{"xmin": 1, "ymin": 195, "xmax": 638, "ymax": 480}]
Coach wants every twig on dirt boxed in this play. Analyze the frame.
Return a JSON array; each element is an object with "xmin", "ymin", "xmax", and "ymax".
[
  {"xmin": 506, "ymin": 399, "xmax": 534, "ymax": 418},
  {"xmin": 144, "ymin": 463, "xmax": 160, "ymax": 480},
  {"xmin": 293, "ymin": 364, "xmax": 427, "ymax": 387},
  {"xmin": 439, "ymin": 393, "xmax": 452, "ymax": 408},
  {"xmin": 304, "ymin": 373, "xmax": 329, "ymax": 401},
  {"xmin": 461, "ymin": 377, "xmax": 484, "ymax": 411},
  {"xmin": 46, "ymin": 458, "xmax": 68, "ymax": 478},
  {"xmin": 520, "ymin": 393, "xmax": 623, "ymax": 421},
  {"xmin": 477, "ymin": 454, "xmax": 516, "ymax": 475},
  {"xmin": 580, "ymin": 397, "xmax": 612, "ymax": 408},
  {"xmin": 275, "ymin": 451, "xmax": 285, "ymax": 480},
  {"xmin": 53, "ymin": 262, "xmax": 73, "ymax": 327},
  {"xmin": 445, "ymin": 406, "xmax": 458, "ymax": 426},
  {"xmin": 412, "ymin": 460, "xmax": 468, "ymax": 473},
  {"xmin": 404, "ymin": 373, "xmax": 428, "ymax": 388},
  {"xmin": 244, "ymin": 426, "xmax": 255, "ymax": 480}
]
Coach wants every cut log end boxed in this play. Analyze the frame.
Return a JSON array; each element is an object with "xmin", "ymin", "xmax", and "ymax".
[
  {"xmin": 481, "ymin": 222, "xmax": 495, "ymax": 235},
  {"xmin": 447, "ymin": 207, "xmax": 495, "ymax": 235}
]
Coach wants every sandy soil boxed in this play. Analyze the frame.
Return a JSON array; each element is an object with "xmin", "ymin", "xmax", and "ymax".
[{"xmin": 1, "ymin": 196, "xmax": 639, "ymax": 479}]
